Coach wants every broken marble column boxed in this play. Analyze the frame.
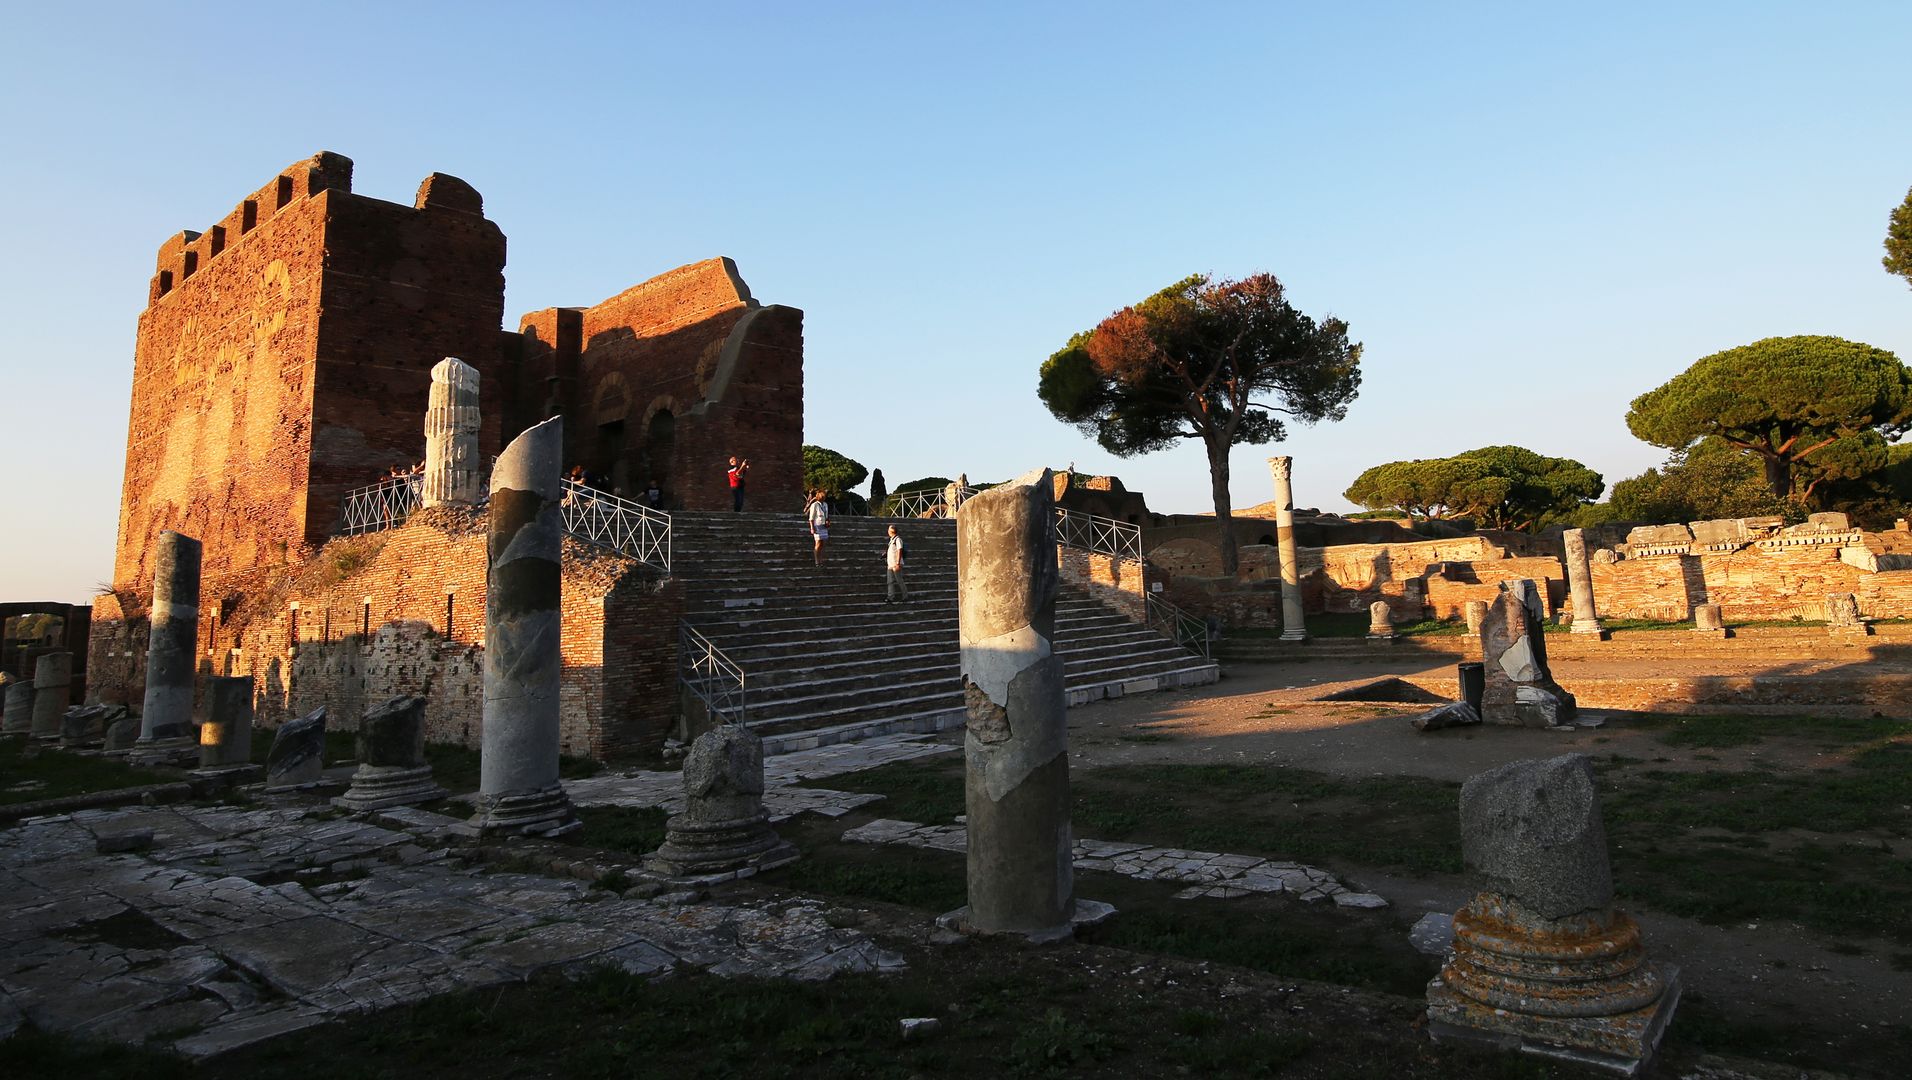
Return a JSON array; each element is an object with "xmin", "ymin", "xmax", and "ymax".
[
  {"xmin": 1268, "ymin": 457, "xmax": 1307, "ymax": 642},
  {"xmin": 1463, "ymin": 600, "xmax": 1488, "ymax": 635},
  {"xmin": 197, "ymin": 676, "xmax": 254, "ymax": 769},
  {"xmin": 1427, "ymin": 754, "xmax": 1679, "ymax": 1072},
  {"xmin": 103, "ymin": 710, "xmax": 139, "ymax": 751},
  {"xmin": 1692, "ymin": 603, "xmax": 1726, "ymax": 638},
  {"xmin": 1479, "ymin": 580, "xmax": 1577, "ymax": 729},
  {"xmin": 139, "ymin": 530, "xmax": 202, "ymax": 744},
  {"xmin": 1367, "ymin": 600, "xmax": 1395, "ymax": 640},
  {"xmin": 266, "ymin": 706, "xmax": 328, "ymax": 789},
  {"xmin": 1825, "ymin": 592, "xmax": 1870, "ymax": 635},
  {"xmin": 29, "ymin": 651, "xmax": 71, "ymax": 740},
  {"xmin": 1562, "ymin": 529, "xmax": 1604, "ymax": 637},
  {"xmin": 62, "ymin": 704, "xmax": 109, "ymax": 748},
  {"xmin": 2, "ymin": 681, "xmax": 33, "ymax": 736},
  {"xmin": 472, "ymin": 417, "xmax": 576, "ymax": 834},
  {"xmin": 643, "ymin": 725, "xmax": 796, "ymax": 878},
  {"xmin": 941, "ymin": 466, "xmax": 1109, "ymax": 940},
  {"xmin": 334, "ymin": 695, "xmax": 446, "ymax": 811},
  {"xmin": 421, "ymin": 357, "xmax": 484, "ymax": 508}
]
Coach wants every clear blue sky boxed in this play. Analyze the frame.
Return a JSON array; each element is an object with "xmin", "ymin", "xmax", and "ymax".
[{"xmin": 3, "ymin": 2, "xmax": 1908, "ymax": 604}]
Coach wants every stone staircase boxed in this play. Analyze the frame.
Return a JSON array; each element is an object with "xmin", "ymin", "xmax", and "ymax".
[{"xmin": 670, "ymin": 511, "xmax": 1219, "ymax": 751}]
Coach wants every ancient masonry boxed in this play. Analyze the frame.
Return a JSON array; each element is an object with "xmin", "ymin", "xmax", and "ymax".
[{"xmin": 87, "ymin": 153, "xmax": 805, "ymax": 757}]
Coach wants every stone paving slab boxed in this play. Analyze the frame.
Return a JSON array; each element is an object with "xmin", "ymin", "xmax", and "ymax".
[
  {"xmin": 0, "ymin": 802, "xmax": 906, "ymax": 1060},
  {"xmin": 841, "ymin": 819, "xmax": 1388, "ymax": 910}
]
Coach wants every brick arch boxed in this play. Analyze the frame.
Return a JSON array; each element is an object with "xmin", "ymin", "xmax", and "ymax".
[{"xmin": 637, "ymin": 395, "xmax": 682, "ymax": 505}]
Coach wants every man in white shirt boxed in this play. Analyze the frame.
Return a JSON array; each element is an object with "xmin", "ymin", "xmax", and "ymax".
[{"xmin": 885, "ymin": 525, "xmax": 908, "ymax": 602}]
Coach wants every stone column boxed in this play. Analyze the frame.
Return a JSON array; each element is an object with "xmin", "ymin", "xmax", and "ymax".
[
  {"xmin": 29, "ymin": 651, "xmax": 72, "ymax": 740},
  {"xmin": 1479, "ymin": 579, "xmax": 1577, "ymax": 729},
  {"xmin": 1825, "ymin": 592, "xmax": 1870, "ymax": 635},
  {"xmin": 197, "ymin": 676, "xmax": 254, "ymax": 769},
  {"xmin": 1366, "ymin": 601, "xmax": 1395, "ymax": 640},
  {"xmin": 1562, "ymin": 529, "xmax": 1604, "ymax": 636},
  {"xmin": 1463, "ymin": 599, "xmax": 1488, "ymax": 635},
  {"xmin": 943, "ymin": 466, "xmax": 1109, "ymax": 941},
  {"xmin": 473, "ymin": 417, "xmax": 576, "ymax": 834},
  {"xmin": 643, "ymin": 725, "xmax": 796, "ymax": 878},
  {"xmin": 139, "ymin": 531, "xmax": 202, "ymax": 744},
  {"xmin": 1267, "ymin": 457, "xmax": 1307, "ymax": 642},
  {"xmin": 1427, "ymin": 754, "xmax": 1679, "ymax": 1072},
  {"xmin": 421, "ymin": 357, "xmax": 483, "ymax": 508},
  {"xmin": 267, "ymin": 707, "xmax": 328, "ymax": 789},
  {"xmin": 1692, "ymin": 603, "xmax": 1727, "ymax": 638},
  {"xmin": 4, "ymin": 680, "xmax": 36, "ymax": 736},
  {"xmin": 335, "ymin": 695, "xmax": 446, "ymax": 811}
]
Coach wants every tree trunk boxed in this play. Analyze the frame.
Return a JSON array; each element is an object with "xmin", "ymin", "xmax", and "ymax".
[
  {"xmin": 1762, "ymin": 453, "xmax": 1793, "ymax": 500},
  {"xmin": 1207, "ymin": 439, "xmax": 1238, "ymax": 576}
]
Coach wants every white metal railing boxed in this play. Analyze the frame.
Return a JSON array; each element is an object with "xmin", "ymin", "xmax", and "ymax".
[
  {"xmin": 1146, "ymin": 593, "xmax": 1212, "ymax": 659},
  {"xmin": 873, "ymin": 485, "xmax": 977, "ymax": 519},
  {"xmin": 338, "ymin": 475, "xmax": 423, "ymax": 536},
  {"xmin": 561, "ymin": 479, "xmax": 671, "ymax": 574},
  {"xmin": 1054, "ymin": 506, "xmax": 1143, "ymax": 562},
  {"xmin": 679, "ymin": 621, "xmax": 746, "ymax": 726}
]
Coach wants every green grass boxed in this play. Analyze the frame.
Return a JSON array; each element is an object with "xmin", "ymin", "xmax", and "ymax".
[
  {"xmin": 1644, "ymin": 712, "xmax": 1912, "ymax": 749},
  {"xmin": 572, "ymin": 806, "xmax": 669, "ymax": 858},
  {"xmin": 0, "ymin": 740, "xmax": 173, "ymax": 806}
]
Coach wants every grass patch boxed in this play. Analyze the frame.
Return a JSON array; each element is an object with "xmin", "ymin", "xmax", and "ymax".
[
  {"xmin": 0, "ymin": 740, "xmax": 172, "ymax": 806},
  {"xmin": 1644, "ymin": 713, "xmax": 1912, "ymax": 750},
  {"xmin": 805, "ymin": 759, "xmax": 966, "ymax": 824},
  {"xmin": 573, "ymin": 806, "xmax": 669, "ymax": 858}
]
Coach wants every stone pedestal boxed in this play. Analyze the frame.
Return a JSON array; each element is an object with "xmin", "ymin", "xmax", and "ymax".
[
  {"xmin": 940, "ymin": 467, "xmax": 1110, "ymax": 942},
  {"xmin": 139, "ymin": 531, "xmax": 202, "ymax": 746},
  {"xmin": 335, "ymin": 696, "xmax": 446, "ymax": 811},
  {"xmin": 1825, "ymin": 592, "xmax": 1871, "ymax": 636},
  {"xmin": 266, "ymin": 707, "xmax": 328, "ymax": 790},
  {"xmin": 197, "ymin": 676, "xmax": 254, "ymax": 770},
  {"xmin": 1457, "ymin": 662, "xmax": 1485, "ymax": 713},
  {"xmin": 421, "ymin": 357, "xmax": 484, "ymax": 508},
  {"xmin": 1479, "ymin": 580, "xmax": 1577, "ymax": 729},
  {"xmin": 643, "ymin": 725, "xmax": 795, "ymax": 879},
  {"xmin": 1366, "ymin": 601, "xmax": 1395, "ymax": 640},
  {"xmin": 1463, "ymin": 600, "xmax": 1488, "ymax": 635},
  {"xmin": 472, "ymin": 418, "xmax": 576, "ymax": 835},
  {"xmin": 1267, "ymin": 457, "xmax": 1307, "ymax": 642},
  {"xmin": 1691, "ymin": 603, "xmax": 1728, "ymax": 639},
  {"xmin": 62, "ymin": 704, "xmax": 109, "ymax": 748},
  {"xmin": 4, "ymin": 680, "xmax": 36, "ymax": 737},
  {"xmin": 1562, "ymin": 530, "xmax": 1606, "ymax": 637},
  {"xmin": 1427, "ymin": 754, "xmax": 1679, "ymax": 1074},
  {"xmin": 30, "ymin": 651, "xmax": 72, "ymax": 740},
  {"xmin": 103, "ymin": 712, "xmax": 139, "ymax": 751}
]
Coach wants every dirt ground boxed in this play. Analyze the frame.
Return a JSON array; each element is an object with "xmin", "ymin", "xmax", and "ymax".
[{"xmin": 1036, "ymin": 657, "xmax": 1912, "ymax": 1056}]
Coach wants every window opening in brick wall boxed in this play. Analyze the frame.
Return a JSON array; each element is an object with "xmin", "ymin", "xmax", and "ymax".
[
  {"xmin": 288, "ymin": 607, "xmax": 299, "ymax": 644},
  {"xmin": 181, "ymin": 250, "xmax": 197, "ymax": 279},
  {"xmin": 275, "ymin": 175, "xmax": 293, "ymax": 210},
  {"xmin": 155, "ymin": 270, "xmax": 172, "ymax": 297},
  {"xmin": 361, "ymin": 602, "xmax": 371, "ymax": 640},
  {"xmin": 208, "ymin": 225, "xmax": 225, "ymax": 258},
  {"xmin": 241, "ymin": 200, "xmax": 258, "ymax": 233},
  {"xmin": 323, "ymin": 610, "xmax": 331, "ymax": 644},
  {"xmin": 445, "ymin": 593, "xmax": 455, "ymax": 638}
]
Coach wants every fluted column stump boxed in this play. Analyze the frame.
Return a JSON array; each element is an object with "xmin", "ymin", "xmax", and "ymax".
[
  {"xmin": 937, "ymin": 467, "xmax": 1113, "ymax": 942},
  {"xmin": 1267, "ymin": 457, "xmax": 1307, "ymax": 642},
  {"xmin": 471, "ymin": 417, "xmax": 577, "ymax": 836},
  {"xmin": 1427, "ymin": 754, "xmax": 1679, "ymax": 1073},
  {"xmin": 421, "ymin": 357, "xmax": 484, "ymax": 508},
  {"xmin": 138, "ymin": 531, "xmax": 202, "ymax": 755},
  {"xmin": 1562, "ymin": 529, "xmax": 1606, "ymax": 638}
]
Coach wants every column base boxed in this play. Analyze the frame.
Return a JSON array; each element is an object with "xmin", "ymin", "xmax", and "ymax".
[
  {"xmin": 935, "ymin": 899, "xmax": 1116, "ymax": 945},
  {"xmin": 1428, "ymin": 966, "xmax": 1681, "ymax": 1076},
  {"xmin": 466, "ymin": 783, "xmax": 578, "ymax": 836},
  {"xmin": 1278, "ymin": 630, "xmax": 1309, "ymax": 643},
  {"xmin": 333, "ymin": 765, "xmax": 447, "ymax": 812}
]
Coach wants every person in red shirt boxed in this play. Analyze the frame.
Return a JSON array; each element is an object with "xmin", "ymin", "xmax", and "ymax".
[{"xmin": 727, "ymin": 456, "xmax": 749, "ymax": 512}]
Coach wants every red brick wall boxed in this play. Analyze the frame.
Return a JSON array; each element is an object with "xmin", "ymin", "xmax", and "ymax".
[
  {"xmin": 1589, "ymin": 541, "xmax": 1877, "ymax": 621},
  {"xmin": 1058, "ymin": 549, "xmax": 1146, "ymax": 622}
]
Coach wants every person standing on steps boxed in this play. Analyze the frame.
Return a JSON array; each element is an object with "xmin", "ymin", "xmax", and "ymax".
[
  {"xmin": 727, "ymin": 456, "xmax": 750, "ymax": 512},
  {"xmin": 885, "ymin": 524, "xmax": 909, "ymax": 603},
  {"xmin": 807, "ymin": 488, "xmax": 831, "ymax": 567}
]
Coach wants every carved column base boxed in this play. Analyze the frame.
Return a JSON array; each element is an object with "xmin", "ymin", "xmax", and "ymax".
[
  {"xmin": 1427, "ymin": 893, "xmax": 1680, "ymax": 1074},
  {"xmin": 1279, "ymin": 629, "xmax": 1308, "ymax": 642},
  {"xmin": 334, "ymin": 764, "xmax": 446, "ymax": 812},
  {"xmin": 643, "ymin": 810, "xmax": 796, "ymax": 878},
  {"xmin": 469, "ymin": 783, "xmax": 576, "ymax": 836}
]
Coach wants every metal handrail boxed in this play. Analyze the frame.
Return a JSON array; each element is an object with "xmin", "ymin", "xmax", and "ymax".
[
  {"xmin": 873, "ymin": 485, "xmax": 978, "ymax": 519},
  {"xmin": 338, "ymin": 475, "xmax": 423, "ymax": 536},
  {"xmin": 1146, "ymin": 593, "xmax": 1211, "ymax": 659},
  {"xmin": 679, "ymin": 621, "xmax": 746, "ymax": 726},
  {"xmin": 561, "ymin": 479, "xmax": 671, "ymax": 574},
  {"xmin": 1054, "ymin": 506, "xmax": 1143, "ymax": 562}
]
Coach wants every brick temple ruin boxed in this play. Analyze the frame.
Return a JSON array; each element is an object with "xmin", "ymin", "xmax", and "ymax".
[{"xmin": 87, "ymin": 152, "xmax": 804, "ymax": 756}]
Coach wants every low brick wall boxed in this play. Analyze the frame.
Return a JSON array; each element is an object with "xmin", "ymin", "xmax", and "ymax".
[
  {"xmin": 1058, "ymin": 547, "xmax": 1145, "ymax": 623},
  {"xmin": 1588, "ymin": 539, "xmax": 1901, "ymax": 621}
]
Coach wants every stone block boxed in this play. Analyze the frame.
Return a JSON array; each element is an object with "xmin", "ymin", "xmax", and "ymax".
[
  {"xmin": 1412, "ymin": 701, "xmax": 1481, "ymax": 732},
  {"xmin": 1623, "ymin": 524, "xmax": 1691, "ymax": 549},
  {"xmin": 267, "ymin": 707, "xmax": 328, "ymax": 789}
]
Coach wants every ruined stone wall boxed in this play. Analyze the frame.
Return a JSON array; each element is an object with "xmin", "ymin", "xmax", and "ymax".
[
  {"xmin": 516, "ymin": 258, "xmax": 804, "ymax": 512},
  {"xmin": 113, "ymin": 152, "xmax": 509, "ymax": 596},
  {"xmin": 1589, "ymin": 541, "xmax": 1883, "ymax": 621},
  {"xmin": 1058, "ymin": 548, "xmax": 1146, "ymax": 623},
  {"xmin": 1423, "ymin": 558, "xmax": 1569, "ymax": 619}
]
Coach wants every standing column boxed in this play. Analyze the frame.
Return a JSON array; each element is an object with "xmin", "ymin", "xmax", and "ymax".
[
  {"xmin": 473, "ymin": 417, "xmax": 576, "ymax": 834},
  {"xmin": 943, "ymin": 466, "xmax": 1109, "ymax": 940},
  {"xmin": 197, "ymin": 675, "xmax": 254, "ymax": 769},
  {"xmin": 29, "ymin": 651, "xmax": 73, "ymax": 740},
  {"xmin": 1562, "ymin": 529, "xmax": 1604, "ymax": 636},
  {"xmin": 139, "ymin": 531, "xmax": 202, "ymax": 744},
  {"xmin": 421, "ymin": 357, "xmax": 483, "ymax": 508},
  {"xmin": 1267, "ymin": 457, "xmax": 1307, "ymax": 642}
]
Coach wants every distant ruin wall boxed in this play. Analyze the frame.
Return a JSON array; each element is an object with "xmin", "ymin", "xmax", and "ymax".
[
  {"xmin": 1058, "ymin": 548, "xmax": 1146, "ymax": 623},
  {"xmin": 1589, "ymin": 540, "xmax": 1902, "ymax": 621}
]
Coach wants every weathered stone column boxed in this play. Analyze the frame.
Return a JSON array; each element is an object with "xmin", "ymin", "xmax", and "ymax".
[
  {"xmin": 1427, "ymin": 754, "xmax": 1679, "ymax": 1072},
  {"xmin": 643, "ymin": 725, "xmax": 796, "ymax": 878},
  {"xmin": 139, "ymin": 531, "xmax": 202, "ymax": 744},
  {"xmin": 1562, "ymin": 529, "xmax": 1604, "ymax": 636},
  {"xmin": 421, "ymin": 357, "xmax": 484, "ymax": 508},
  {"xmin": 1479, "ymin": 579, "xmax": 1578, "ymax": 729},
  {"xmin": 1463, "ymin": 599, "xmax": 1488, "ymax": 635},
  {"xmin": 1366, "ymin": 601, "xmax": 1395, "ymax": 640},
  {"xmin": 942, "ymin": 467, "xmax": 1109, "ymax": 940},
  {"xmin": 197, "ymin": 676, "xmax": 254, "ymax": 769},
  {"xmin": 266, "ymin": 706, "xmax": 328, "ymax": 789},
  {"xmin": 4, "ymin": 680, "xmax": 36, "ymax": 736},
  {"xmin": 473, "ymin": 417, "xmax": 576, "ymax": 834},
  {"xmin": 1267, "ymin": 457, "xmax": 1307, "ymax": 642},
  {"xmin": 335, "ymin": 696, "xmax": 446, "ymax": 811},
  {"xmin": 62, "ymin": 704, "xmax": 109, "ymax": 748},
  {"xmin": 1692, "ymin": 603, "xmax": 1727, "ymax": 638},
  {"xmin": 1825, "ymin": 592, "xmax": 1870, "ymax": 636},
  {"xmin": 29, "ymin": 651, "xmax": 72, "ymax": 740}
]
